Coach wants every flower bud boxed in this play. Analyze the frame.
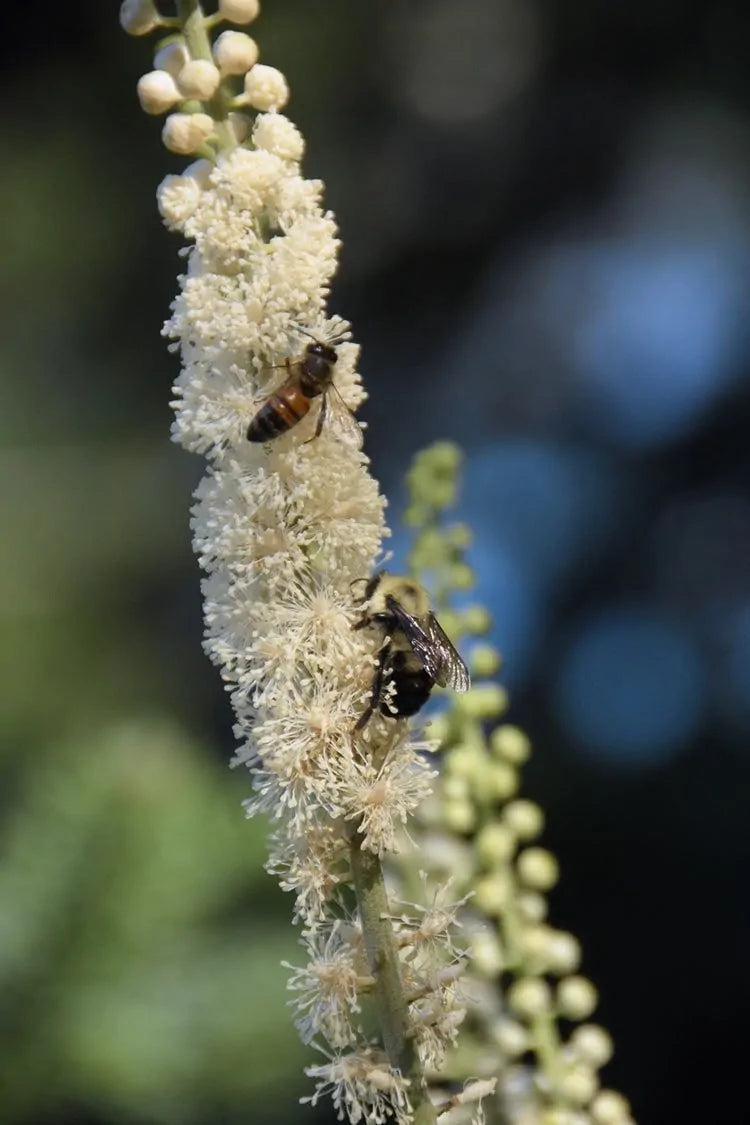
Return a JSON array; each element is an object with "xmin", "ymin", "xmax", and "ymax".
[
  {"xmin": 558, "ymin": 1066, "xmax": 599, "ymax": 1105},
  {"xmin": 455, "ymin": 684, "xmax": 508, "ymax": 721},
  {"xmin": 177, "ymin": 59, "xmax": 221, "ymax": 100},
  {"xmin": 557, "ymin": 976, "xmax": 598, "ymax": 1020},
  {"xmin": 517, "ymin": 890, "xmax": 547, "ymax": 922},
  {"xmin": 486, "ymin": 761, "xmax": 518, "ymax": 801},
  {"xmin": 470, "ymin": 929, "xmax": 504, "ymax": 975},
  {"xmin": 460, "ymin": 604, "xmax": 491, "ymax": 635},
  {"xmin": 591, "ymin": 1090, "xmax": 631, "ymax": 1125},
  {"xmin": 443, "ymin": 798, "xmax": 476, "ymax": 834},
  {"xmin": 137, "ymin": 69, "xmax": 180, "ymax": 114},
  {"xmin": 446, "ymin": 522, "xmax": 473, "ymax": 548},
  {"xmin": 518, "ymin": 923, "xmax": 555, "ymax": 967},
  {"xmin": 244, "ymin": 64, "xmax": 290, "ymax": 111},
  {"xmin": 492, "ymin": 1017, "xmax": 528, "ymax": 1056},
  {"xmin": 491, "ymin": 724, "xmax": 531, "ymax": 764},
  {"xmin": 539, "ymin": 1111, "xmax": 578, "ymax": 1125},
  {"xmin": 476, "ymin": 822, "xmax": 515, "ymax": 866},
  {"xmin": 444, "ymin": 744, "xmax": 484, "ymax": 781},
  {"xmin": 153, "ymin": 39, "xmax": 189, "ymax": 78},
  {"xmin": 503, "ymin": 798, "xmax": 544, "ymax": 840},
  {"xmin": 162, "ymin": 112, "xmax": 214, "ymax": 155},
  {"xmin": 517, "ymin": 847, "xmax": 559, "ymax": 891},
  {"xmin": 425, "ymin": 441, "xmax": 462, "ymax": 473},
  {"xmin": 449, "ymin": 562, "xmax": 475, "ymax": 590},
  {"xmin": 470, "ymin": 643, "xmax": 501, "ymax": 677},
  {"xmin": 507, "ymin": 976, "xmax": 551, "ymax": 1019},
  {"xmin": 570, "ymin": 1024, "xmax": 614, "ymax": 1068},
  {"xmin": 219, "ymin": 0, "xmax": 260, "ymax": 23},
  {"xmin": 213, "ymin": 30, "xmax": 259, "ymax": 74},
  {"xmin": 120, "ymin": 0, "xmax": 161, "ymax": 35},
  {"xmin": 474, "ymin": 873, "xmax": 511, "ymax": 914},
  {"xmin": 546, "ymin": 929, "xmax": 581, "ymax": 975}
]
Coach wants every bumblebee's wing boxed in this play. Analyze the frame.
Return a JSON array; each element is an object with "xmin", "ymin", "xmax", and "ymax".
[
  {"xmin": 385, "ymin": 597, "xmax": 470, "ymax": 692},
  {"xmin": 324, "ymin": 384, "xmax": 364, "ymax": 450},
  {"xmin": 423, "ymin": 612, "xmax": 471, "ymax": 692}
]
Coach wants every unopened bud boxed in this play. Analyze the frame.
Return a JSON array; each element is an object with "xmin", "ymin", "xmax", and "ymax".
[
  {"xmin": 244, "ymin": 64, "xmax": 290, "ymax": 111},
  {"xmin": 508, "ymin": 977, "xmax": 551, "ymax": 1018},
  {"xmin": 177, "ymin": 59, "xmax": 221, "ymax": 100},
  {"xmin": 503, "ymin": 798, "xmax": 544, "ymax": 840},
  {"xmin": 154, "ymin": 40, "xmax": 189, "ymax": 78},
  {"xmin": 120, "ymin": 0, "xmax": 161, "ymax": 35},
  {"xmin": 213, "ymin": 30, "xmax": 259, "ymax": 74},
  {"xmin": 591, "ymin": 1090, "xmax": 631, "ymax": 1125},
  {"xmin": 490, "ymin": 724, "xmax": 531, "ymax": 764},
  {"xmin": 476, "ymin": 822, "xmax": 515, "ymax": 866},
  {"xmin": 137, "ymin": 70, "xmax": 180, "ymax": 114},
  {"xmin": 162, "ymin": 112, "xmax": 214, "ymax": 154},
  {"xmin": 219, "ymin": 0, "xmax": 260, "ymax": 25},
  {"xmin": 517, "ymin": 847, "xmax": 559, "ymax": 891},
  {"xmin": 557, "ymin": 976, "xmax": 598, "ymax": 1021},
  {"xmin": 570, "ymin": 1024, "xmax": 614, "ymax": 1068}
]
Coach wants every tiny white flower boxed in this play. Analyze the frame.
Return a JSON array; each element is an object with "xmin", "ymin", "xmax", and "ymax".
[
  {"xmin": 303, "ymin": 1047, "xmax": 411, "ymax": 1125},
  {"xmin": 253, "ymin": 112, "xmax": 305, "ymax": 162}
]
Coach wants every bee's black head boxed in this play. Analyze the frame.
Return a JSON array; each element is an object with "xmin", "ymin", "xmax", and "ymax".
[{"xmin": 307, "ymin": 341, "xmax": 338, "ymax": 364}]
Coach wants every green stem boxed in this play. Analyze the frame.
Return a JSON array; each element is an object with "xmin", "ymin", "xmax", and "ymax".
[
  {"xmin": 177, "ymin": 0, "xmax": 237, "ymax": 151},
  {"xmin": 349, "ymin": 833, "xmax": 437, "ymax": 1125}
]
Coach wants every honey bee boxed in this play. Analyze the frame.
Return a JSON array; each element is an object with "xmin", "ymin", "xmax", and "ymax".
[
  {"xmin": 247, "ymin": 326, "xmax": 363, "ymax": 448},
  {"xmin": 353, "ymin": 572, "xmax": 470, "ymax": 729}
]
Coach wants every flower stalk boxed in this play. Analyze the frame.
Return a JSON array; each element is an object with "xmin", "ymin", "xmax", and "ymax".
[{"xmin": 349, "ymin": 833, "xmax": 437, "ymax": 1124}]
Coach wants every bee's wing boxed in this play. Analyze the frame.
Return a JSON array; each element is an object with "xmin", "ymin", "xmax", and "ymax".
[
  {"xmin": 324, "ymin": 384, "xmax": 364, "ymax": 450},
  {"xmin": 423, "ymin": 612, "xmax": 471, "ymax": 692},
  {"xmin": 385, "ymin": 597, "xmax": 470, "ymax": 693}
]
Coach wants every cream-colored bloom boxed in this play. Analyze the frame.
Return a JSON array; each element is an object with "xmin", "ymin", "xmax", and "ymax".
[
  {"xmin": 303, "ymin": 1047, "xmax": 412, "ymax": 1125},
  {"xmin": 285, "ymin": 922, "xmax": 364, "ymax": 1047}
]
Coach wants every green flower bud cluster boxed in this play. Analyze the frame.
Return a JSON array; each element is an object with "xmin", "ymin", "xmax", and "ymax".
[{"xmin": 390, "ymin": 442, "xmax": 635, "ymax": 1125}]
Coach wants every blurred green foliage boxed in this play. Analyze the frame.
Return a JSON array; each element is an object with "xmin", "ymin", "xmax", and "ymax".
[{"xmin": 0, "ymin": 720, "xmax": 309, "ymax": 1124}]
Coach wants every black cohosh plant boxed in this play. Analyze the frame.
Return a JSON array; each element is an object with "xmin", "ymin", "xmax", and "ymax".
[{"xmin": 121, "ymin": 4, "xmax": 635, "ymax": 1124}]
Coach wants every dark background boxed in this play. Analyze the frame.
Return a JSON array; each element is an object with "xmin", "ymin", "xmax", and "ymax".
[{"xmin": 1, "ymin": 2, "xmax": 749, "ymax": 1123}]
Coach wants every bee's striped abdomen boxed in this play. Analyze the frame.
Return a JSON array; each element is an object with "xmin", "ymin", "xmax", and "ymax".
[{"xmin": 247, "ymin": 384, "xmax": 311, "ymax": 442}]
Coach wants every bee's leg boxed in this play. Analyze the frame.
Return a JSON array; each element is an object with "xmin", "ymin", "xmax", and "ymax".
[
  {"xmin": 355, "ymin": 642, "xmax": 390, "ymax": 731},
  {"xmin": 303, "ymin": 393, "xmax": 328, "ymax": 445}
]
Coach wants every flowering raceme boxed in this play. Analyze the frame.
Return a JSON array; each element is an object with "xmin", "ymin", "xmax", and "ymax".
[
  {"xmin": 123, "ymin": 3, "xmax": 470, "ymax": 1121},
  {"xmin": 122, "ymin": 5, "xmax": 635, "ymax": 1125}
]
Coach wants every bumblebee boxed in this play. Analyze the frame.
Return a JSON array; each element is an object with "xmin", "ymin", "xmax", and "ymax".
[
  {"xmin": 354, "ymin": 572, "xmax": 470, "ymax": 729},
  {"xmin": 247, "ymin": 328, "xmax": 362, "ymax": 448}
]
